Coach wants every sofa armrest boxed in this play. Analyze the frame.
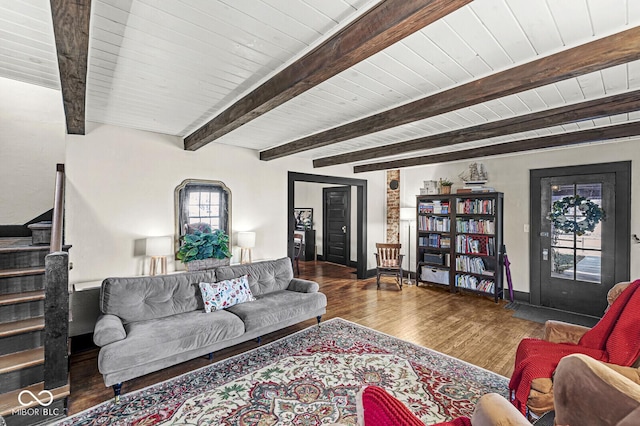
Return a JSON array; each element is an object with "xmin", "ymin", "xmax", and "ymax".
[
  {"xmin": 554, "ymin": 354, "xmax": 640, "ymax": 426},
  {"xmin": 544, "ymin": 320, "xmax": 590, "ymax": 343},
  {"xmin": 287, "ymin": 278, "xmax": 319, "ymax": 293},
  {"xmin": 93, "ymin": 314, "xmax": 126, "ymax": 347},
  {"xmin": 470, "ymin": 393, "xmax": 530, "ymax": 426},
  {"xmin": 599, "ymin": 362, "xmax": 640, "ymax": 385}
]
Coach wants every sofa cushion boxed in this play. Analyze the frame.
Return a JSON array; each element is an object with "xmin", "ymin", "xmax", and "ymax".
[
  {"xmin": 226, "ymin": 289, "xmax": 327, "ymax": 332},
  {"xmin": 101, "ymin": 270, "xmax": 217, "ymax": 324},
  {"xmin": 98, "ymin": 309, "xmax": 244, "ymax": 375},
  {"xmin": 215, "ymin": 257, "xmax": 293, "ymax": 296},
  {"xmin": 199, "ymin": 275, "xmax": 255, "ymax": 313}
]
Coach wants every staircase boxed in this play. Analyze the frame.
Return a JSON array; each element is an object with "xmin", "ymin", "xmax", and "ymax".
[
  {"xmin": 0, "ymin": 237, "xmax": 69, "ymax": 425},
  {"xmin": 0, "ymin": 165, "xmax": 70, "ymax": 425}
]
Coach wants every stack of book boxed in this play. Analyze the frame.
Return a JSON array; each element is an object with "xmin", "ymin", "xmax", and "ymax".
[{"xmin": 456, "ymin": 185, "xmax": 496, "ymax": 194}]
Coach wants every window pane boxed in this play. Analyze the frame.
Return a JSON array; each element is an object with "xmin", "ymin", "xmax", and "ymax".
[
  {"xmin": 576, "ymin": 183, "xmax": 602, "ymax": 251},
  {"xmin": 209, "ymin": 191, "xmax": 220, "ymax": 205},
  {"xmin": 552, "ymin": 233, "xmax": 574, "ymax": 249},
  {"xmin": 189, "ymin": 192, "xmax": 200, "ymax": 204},
  {"xmin": 550, "ymin": 184, "xmax": 575, "ymax": 238},
  {"xmin": 551, "ymin": 247, "xmax": 574, "ymax": 280},
  {"xmin": 574, "ymin": 249, "xmax": 601, "ymax": 284}
]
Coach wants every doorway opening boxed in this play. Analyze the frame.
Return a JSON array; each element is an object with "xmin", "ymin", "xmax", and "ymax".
[
  {"xmin": 288, "ymin": 172, "xmax": 367, "ymax": 279},
  {"xmin": 530, "ymin": 161, "xmax": 631, "ymax": 316}
]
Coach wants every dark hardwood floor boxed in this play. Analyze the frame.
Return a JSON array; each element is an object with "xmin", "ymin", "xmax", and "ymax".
[{"xmin": 67, "ymin": 261, "xmax": 544, "ymax": 415}]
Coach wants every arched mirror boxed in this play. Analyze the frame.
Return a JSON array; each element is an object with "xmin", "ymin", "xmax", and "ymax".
[{"xmin": 174, "ymin": 179, "xmax": 231, "ymax": 251}]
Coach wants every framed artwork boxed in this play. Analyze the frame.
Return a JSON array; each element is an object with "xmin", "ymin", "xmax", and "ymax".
[{"xmin": 294, "ymin": 208, "xmax": 313, "ymax": 230}]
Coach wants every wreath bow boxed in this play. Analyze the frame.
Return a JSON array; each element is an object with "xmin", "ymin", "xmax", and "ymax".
[{"xmin": 548, "ymin": 195, "xmax": 604, "ymax": 236}]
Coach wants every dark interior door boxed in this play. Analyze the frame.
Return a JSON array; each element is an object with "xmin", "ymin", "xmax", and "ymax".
[{"xmin": 323, "ymin": 186, "xmax": 350, "ymax": 265}]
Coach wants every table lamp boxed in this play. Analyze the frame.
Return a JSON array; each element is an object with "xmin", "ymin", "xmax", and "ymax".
[
  {"xmin": 146, "ymin": 236, "xmax": 172, "ymax": 275},
  {"xmin": 237, "ymin": 231, "xmax": 256, "ymax": 264}
]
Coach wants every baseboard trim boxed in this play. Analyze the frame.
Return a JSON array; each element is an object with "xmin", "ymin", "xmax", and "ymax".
[
  {"xmin": 512, "ymin": 290, "xmax": 529, "ymax": 303},
  {"xmin": 365, "ymin": 268, "xmax": 377, "ymax": 278}
]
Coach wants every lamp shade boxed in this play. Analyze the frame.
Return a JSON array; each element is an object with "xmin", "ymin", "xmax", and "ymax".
[
  {"xmin": 237, "ymin": 231, "xmax": 256, "ymax": 248},
  {"xmin": 146, "ymin": 236, "xmax": 173, "ymax": 256},
  {"xmin": 400, "ymin": 207, "xmax": 415, "ymax": 221}
]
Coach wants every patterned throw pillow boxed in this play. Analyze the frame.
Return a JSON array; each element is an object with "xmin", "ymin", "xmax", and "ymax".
[{"xmin": 199, "ymin": 275, "xmax": 255, "ymax": 313}]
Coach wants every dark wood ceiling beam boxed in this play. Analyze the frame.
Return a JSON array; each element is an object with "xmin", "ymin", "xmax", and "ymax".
[
  {"xmin": 353, "ymin": 121, "xmax": 640, "ymax": 173},
  {"xmin": 50, "ymin": 0, "xmax": 91, "ymax": 135},
  {"xmin": 314, "ymin": 90, "xmax": 640, "ymax": 167},
  {"xmin": 262, "ymin": 26, "xmax": 640, "ymax": 161},
  {"xmin": 184, "ymin": 0, "xmax": 471, "ymax": 151}
]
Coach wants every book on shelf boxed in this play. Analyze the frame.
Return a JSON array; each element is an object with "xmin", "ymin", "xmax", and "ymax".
[
  {"xmin": 455, "ymin": 218, "xmax": 495, "ymax": 234},
  {"xmin": 465, "ymin": 186, "xmax": 495, "ymax": 192},
  {"xmin": 418, "ymin": 200, "xmax": 450, "ymax": 214},
  {"xmin": 455, "ymin": 274, "xmax": 495, "ymax": 293},
  {"xmin": 456, "ymin": 255, "xmax": 487, "ymax": 275},
  {"xmin": 456, "ymin": 199, "xmax": 495, "ymax": 215},
  {"xmin": 455, "ymin": 235, "xmax": 494, "ymax": 255},
  {"xmin": 418, "ymin": 216, "xmax": 450, "ymax": 232}
]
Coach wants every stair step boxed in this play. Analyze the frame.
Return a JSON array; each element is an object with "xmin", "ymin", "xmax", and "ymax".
[
  {"xmin": 0, "ymin": 291, "xmax": 45, "ymax": 307},
  {"xmin": 0, "ymin": 318, "xmax": 44, "ymax": 338},
  {"xmin": 0, "ymin": 299, "xmax": 44, "ymax": 324},
  {"xmin": 0, "ymin": 268, "xmax": 46, "ymax": 298},
  {"xmin": 0, "ymin": 348, "xmax": 44, "ymax": 375},
  {"xmin": 0, "ymin": 381, "xmax": 69, "ymax": 417},
  {"xmin": 0, "ymin": 238, "xmax": 40, "ymax": 251},
  {"xmin": 0, "ymin": 267, "xmax": 45, "ymax": 279}
]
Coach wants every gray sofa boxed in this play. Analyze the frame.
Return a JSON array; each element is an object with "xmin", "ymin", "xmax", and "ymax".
[{"xmin": 93, "ymin": 257, "xmax": 327, "ymax": 400}]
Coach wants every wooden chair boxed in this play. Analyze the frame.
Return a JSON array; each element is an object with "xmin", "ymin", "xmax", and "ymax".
[
  {"xmin": 374, "ymin": 243, "xmax": 403, "ymax": 290},
  {"xmin": 293, "ymin": 233, "xmax": 304, "ymax": 276}
]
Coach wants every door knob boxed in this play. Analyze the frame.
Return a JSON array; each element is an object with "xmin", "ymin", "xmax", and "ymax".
[
  {"xmin": 342, "ymin": 225, "xmax": 347, "ymax": 233},
  {"xmin": 542, "ymin": 249, "xmax": 548, "ymax": 261}
]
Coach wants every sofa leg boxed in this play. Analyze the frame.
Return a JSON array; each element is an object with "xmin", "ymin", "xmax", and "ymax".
[
  {"xmin": 256, "ymin": 336, "xmax": 261, "ymax": 344},
  {"xmin": 113, "ymin": 383, "xmax": 122, "ymax": 404},
  {"xmin": 316, "ymin": 315, "xmax": 322, "ymax": 325},
  {"xmin": 208, "ymin": 352, "xmax": 214, "ymax": 360}
]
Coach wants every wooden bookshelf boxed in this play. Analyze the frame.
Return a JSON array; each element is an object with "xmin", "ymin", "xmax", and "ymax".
[{"xmin": 416, "ymin": 192, "xmax": 504, "ymax": 302}]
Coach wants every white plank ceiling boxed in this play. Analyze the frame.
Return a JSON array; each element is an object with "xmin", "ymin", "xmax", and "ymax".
[{"xmin": 2, "ymin": 0, "xmax": 640, "ymax": 167}]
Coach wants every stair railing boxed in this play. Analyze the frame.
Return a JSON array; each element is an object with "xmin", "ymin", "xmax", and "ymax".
[
  {"xmin": 50, "ymin": 164, "xmax": 65, "ymax": 252},
  {"xmin": 44, "ymin": 163, "xmax": 69, "ymax": 390}
]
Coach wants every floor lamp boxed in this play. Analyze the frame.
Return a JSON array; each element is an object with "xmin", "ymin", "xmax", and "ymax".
[{"xmin": 400, "ymin": 207, "xmax": 415, "ymax": 285}]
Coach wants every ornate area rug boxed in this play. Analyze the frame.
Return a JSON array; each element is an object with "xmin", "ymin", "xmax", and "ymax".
[{"xmin": 57, "ymin": 318, "xmax": 508, "ymax": 425}]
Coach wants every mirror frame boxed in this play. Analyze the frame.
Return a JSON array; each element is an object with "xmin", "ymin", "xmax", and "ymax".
[{"xmin": 174, "ymin": 179, "xmax": 232, "ymax": 254}]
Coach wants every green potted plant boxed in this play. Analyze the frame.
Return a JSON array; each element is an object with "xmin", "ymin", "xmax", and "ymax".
[
  {"xmin": 439, "ymin": 178, "xmax": 453, "ymax": 194},
  {"xmin": 176, "ymin": 229, "xmax": 232, "ymax": 271}
]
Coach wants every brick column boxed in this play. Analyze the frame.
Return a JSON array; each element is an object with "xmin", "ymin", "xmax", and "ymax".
[{"xmin": 386, "ymin": 170, "xmax": 400, "ymax": 243}]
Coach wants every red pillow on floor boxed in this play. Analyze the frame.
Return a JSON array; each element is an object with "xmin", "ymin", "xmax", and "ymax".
[{"xmin": 357, "ymin": 385, "xmax": 471, "ymax": 426}]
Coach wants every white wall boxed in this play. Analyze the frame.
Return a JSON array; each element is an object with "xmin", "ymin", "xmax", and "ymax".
[
  {"xmin": 401, "ymin": 140, "xmax": 640, "ymax": 293},
  {"xmin": 65, "ymin": 122, "xmax": 386, "ymax": 285},
  {"xmin": 0, "ymin": 77, "xmax": 66, "ymax": 224}
]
